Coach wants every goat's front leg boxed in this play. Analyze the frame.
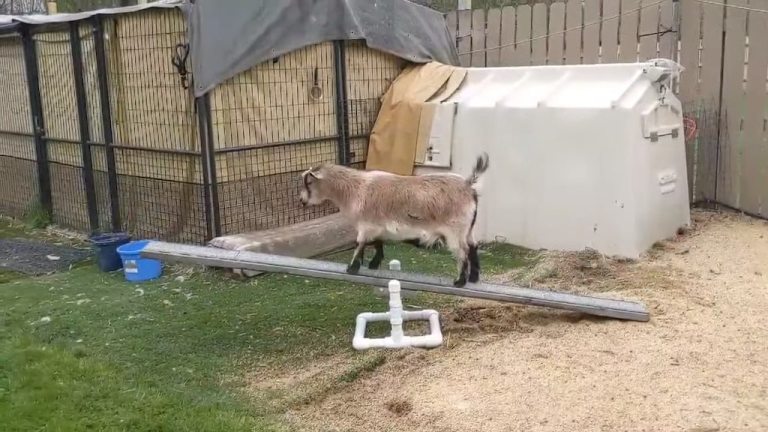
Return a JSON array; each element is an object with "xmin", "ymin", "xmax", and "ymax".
[
  {"xmin": 347, "ymin": 229, "xmax": 374, "ymax": 275},
  {"xmin": 367, "ymin": 240, "xmax": 384, "ymax": 270}
]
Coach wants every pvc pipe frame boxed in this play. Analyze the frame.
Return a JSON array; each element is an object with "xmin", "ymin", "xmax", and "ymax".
[{"xmin": 353, "ymin": 272, "xmax": 444, "ymax": 350}]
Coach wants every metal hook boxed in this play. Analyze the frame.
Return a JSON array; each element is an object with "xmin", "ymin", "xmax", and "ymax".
[{"xmin": 309, "ymin": 66, "xmax": 323, "ymax": 101}]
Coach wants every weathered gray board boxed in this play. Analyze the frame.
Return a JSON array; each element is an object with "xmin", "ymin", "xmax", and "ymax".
[{"xmin": 142, "ymin": 241, "xmax": 650, "ymax": 322}]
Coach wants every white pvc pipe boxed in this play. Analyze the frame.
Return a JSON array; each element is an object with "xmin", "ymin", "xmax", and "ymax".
[{"xmin": 352, "ymin": 260, "xmax": 443, "ymax": 350}]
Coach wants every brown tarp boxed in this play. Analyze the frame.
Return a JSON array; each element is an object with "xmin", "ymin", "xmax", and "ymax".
[{"xmin": 365, "ymin": 62, "xmax": 466, "ymax": 175}]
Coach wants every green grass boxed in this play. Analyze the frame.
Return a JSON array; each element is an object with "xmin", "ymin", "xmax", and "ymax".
[{"xmin": 0, "ymin": 218, "xmax": 532, "ymax": 431}]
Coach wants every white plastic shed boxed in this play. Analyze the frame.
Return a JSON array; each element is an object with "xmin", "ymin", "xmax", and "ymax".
[{"xmin": 416, "ymin": 60, "xmax": 691, "ymax": 259}]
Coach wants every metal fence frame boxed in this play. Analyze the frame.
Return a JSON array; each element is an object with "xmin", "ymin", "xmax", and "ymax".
[{"xmin": 0, "ymin": 13, "xmax": 373, "ymax": 243}]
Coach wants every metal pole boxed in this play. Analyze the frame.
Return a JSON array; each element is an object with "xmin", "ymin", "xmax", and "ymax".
[
  {"xmin": 202, "ymin": 93, "xmax": 221, "ymax": 238},
  {"xmin": 93, "ymin": 16, "xmax": 121, "ymax": 232},
  {"xmin": 20, "ymin": 25, "xmax": 53, "ymax": 218},
  {"xmin": 332, "ymin": 40, "xmax": 350, "ymax": 165},
  {"xmin": 195, "ymin": 96, "xmax": 214, "ymax": 241},
  {"xmin": 69, "ymin": 21, "xmax": 100, "ymax": 234}
]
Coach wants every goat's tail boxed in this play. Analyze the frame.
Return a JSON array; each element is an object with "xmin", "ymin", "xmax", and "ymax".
[{"xmin": 466, "ymin": 152, "xmax": 490, "ymax": 188}]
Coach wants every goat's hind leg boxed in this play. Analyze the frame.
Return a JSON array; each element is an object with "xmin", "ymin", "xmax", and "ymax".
[
  {"xmin": 468, "ymin": 242, "xmax": 480, "ymax": 283},
  {"xmin": 444, "ymin": 232, "xmax": 470, "ymax": 287}
]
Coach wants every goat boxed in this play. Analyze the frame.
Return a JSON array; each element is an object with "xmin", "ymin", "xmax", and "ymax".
[{"xmin": 299, "ymin": 153, "xmax": 489, "ymax": 287}]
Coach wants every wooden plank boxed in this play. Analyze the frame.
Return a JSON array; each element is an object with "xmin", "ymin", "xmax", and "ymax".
[
  {"xmin": 678, "ymin": 0, "xmax": 701, "ymax": 202},
  {"xmin": 548, "ymin": 2, "xmax": 566, "ymax": 65},
  {"xmin": 695, "ymin": 0, "xmax": 725, "ymax": 202},
  {"xmin": 142, "ymin": 241, "xmax": 651, "ymax": 322},
  {"xmin": 638, "ymin": 0, "xmax": 660, "ymax": 61},
  {"xmin": 471, "ymin": 8, "xmax": 487, "ymax": 67},
  {"xmin": 513, "ymin": 5, "xmax": 532, "ymax": 66},
  {"xmin": 601, "ymin": 0, "xmax": 621, "ymax": 63},
  {"xmin": 486, "ymin": 8, "xmax": 502, "ymax": 67},
  {"xmin": 582, "ymin": 0, "xmax": 600, "ymax": 64},
  {"xmin": 499, "ymin": 6, "xmax": 516, "ymax": 66},
  {"xmin": 618, "ymin": 0, "xmax": 640, "ymax": 63},
  {"xmin": 565, "ymin": 0, "xmax": 582, "ymax": 64},
  {"xmin": 658, "ymin": 0, "xmax": 675, "ymax": 60},
  {"xmin": 716, "ymin": 0, "xmax": 748, "ymax": 209},
  {"xmin": 446, "ymin": 10, "xmax": 458, "ymax": 54},
  {"xmin": 458, "ymin": 9, "xmax": 472, "ymax": 66},
  {"xmin": 531, "ymin": 3, "xmax": 548, "ymax": 65},
  {"xmin": 741, "ymin": 11, "xmax": 768, "ymax": 216}
]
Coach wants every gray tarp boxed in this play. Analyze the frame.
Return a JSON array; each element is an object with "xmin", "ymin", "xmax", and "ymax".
[
  {"xmin": 2, "ymin": 0, "xmax": 458, "ymax": 97},
  {"xmin": 185, "ymin": 0, "xmax": 460, "ymax": 96}
]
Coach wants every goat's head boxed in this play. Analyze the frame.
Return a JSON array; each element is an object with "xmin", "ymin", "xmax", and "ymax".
[{"xmin": 299, "ymin": 165, "xmax": 327, "ymax": 207}]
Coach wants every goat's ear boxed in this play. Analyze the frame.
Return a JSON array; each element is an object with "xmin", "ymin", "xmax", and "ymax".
[{"xmin": 308, "ymin": 169, "xmax": 323, "ymax": 180}]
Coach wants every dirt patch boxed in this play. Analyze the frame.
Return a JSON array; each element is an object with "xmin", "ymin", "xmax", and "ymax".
[{"xmin": 289, "ymin": 209, "xmax": 768, "ymax": 432}]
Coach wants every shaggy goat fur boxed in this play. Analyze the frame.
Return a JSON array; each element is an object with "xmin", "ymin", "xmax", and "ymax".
[{"xmin": 299, "ymin": 153, "xmax": 489, "ymax": 287}]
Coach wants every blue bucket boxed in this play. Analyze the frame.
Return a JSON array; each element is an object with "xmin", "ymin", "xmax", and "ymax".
[
  {"xmin": 90, "ymin": 232, "xmax": 131, "ymax": 272},
  {"xmin": 116, "ymin": 240, "xmax": 163, "ymax": 282}
]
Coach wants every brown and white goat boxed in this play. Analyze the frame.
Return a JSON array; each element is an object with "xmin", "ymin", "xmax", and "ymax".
[{"xmin": 299, "ymin": 153, "xmax": 489, "ymax": 287}]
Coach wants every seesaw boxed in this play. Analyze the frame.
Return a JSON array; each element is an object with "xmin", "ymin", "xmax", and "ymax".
[{"xmin": 141, "ymin": 241, "xmax": 650, "ymax": 322}]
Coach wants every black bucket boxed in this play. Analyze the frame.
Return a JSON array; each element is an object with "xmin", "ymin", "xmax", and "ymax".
[{"xmin": 90, "ymin": 232, "xmax": 131, "ymax": 272}]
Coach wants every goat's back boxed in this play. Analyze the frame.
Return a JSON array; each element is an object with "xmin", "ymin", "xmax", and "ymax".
[{"xmin": 357, "ymin": 172, "xmax": 475, "ymax": 225}]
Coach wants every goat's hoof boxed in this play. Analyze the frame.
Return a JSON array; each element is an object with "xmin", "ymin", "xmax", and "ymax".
[
  {"xmin": 468, "ymin": 274, "xmax": 480, "ymax": 283},
  {"xmin": 368, "ymin": 260, "xmax": 382, "ymax": 270},
  {"xmin": 346, "ymin": 262, "xmax": 361, "ymax": 274},
  {"xmin": 453, "ymin": 277, "xmax": 467, "ymax": 287}
]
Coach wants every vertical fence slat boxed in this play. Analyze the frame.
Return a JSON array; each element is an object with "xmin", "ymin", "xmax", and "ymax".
[
  {"xmin": 513, "ymin": 5, "xmax": 532, "ymax": 66},
  {"xmin": 471, "ymin": 9, "xmax": 487, "ymax": 67},
  {"xmin": 619, "ymin": 0, "xmax": 640, "ymax": 62},
  {"xmin": 658, "ymin": 0, "xmax": 676, "ymax": 59},
  {"xmin": 638, "ymin": 0, "xmax": 660, "ymax": 61},
  {"xmin": 741, "ymin": 9, "xmax": 768, "ymax": 216},
  {"xmin": 601, "ymin": 0, "xmax": 621, "ymax": 63},
  {"xmin": 548, "ymin": 2, "xmax": 566, "ymax": 65},
  {"xmin": 486, "ymin": 8, "xmax": 502, "ymax": 67},
  {"xmin": 583, "ymin": 0, "xmax": 600, "ymax": 64},
  {"xmin": 499, "ymin": 6, "xmax": 516, "ymax": 66},
  {"xmin": 716, "ymin": 0, "xmax": 748, "ymax": 208},
  {"xmin": 531, "ymin": 4, "xmax": 548, "ymax": 65},
  {"xmin": 679, "ymin": 0, "xmax": 701, "ymax": 201},
  {"xmin": 695, "ymin": 0, "xmax": 725, "ymax": 202},
  {"xmin": 458, "ymin": 9, "xmax": 472, "ymax": 66},
  {"xmin": 565, "ymin": 0, "xmax": 582, "ymax": 64}
]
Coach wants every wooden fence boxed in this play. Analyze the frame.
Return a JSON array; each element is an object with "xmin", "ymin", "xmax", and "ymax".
[{"xmin": 446, "ymin": 0, "xmax": 768, "ymax": 218}]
